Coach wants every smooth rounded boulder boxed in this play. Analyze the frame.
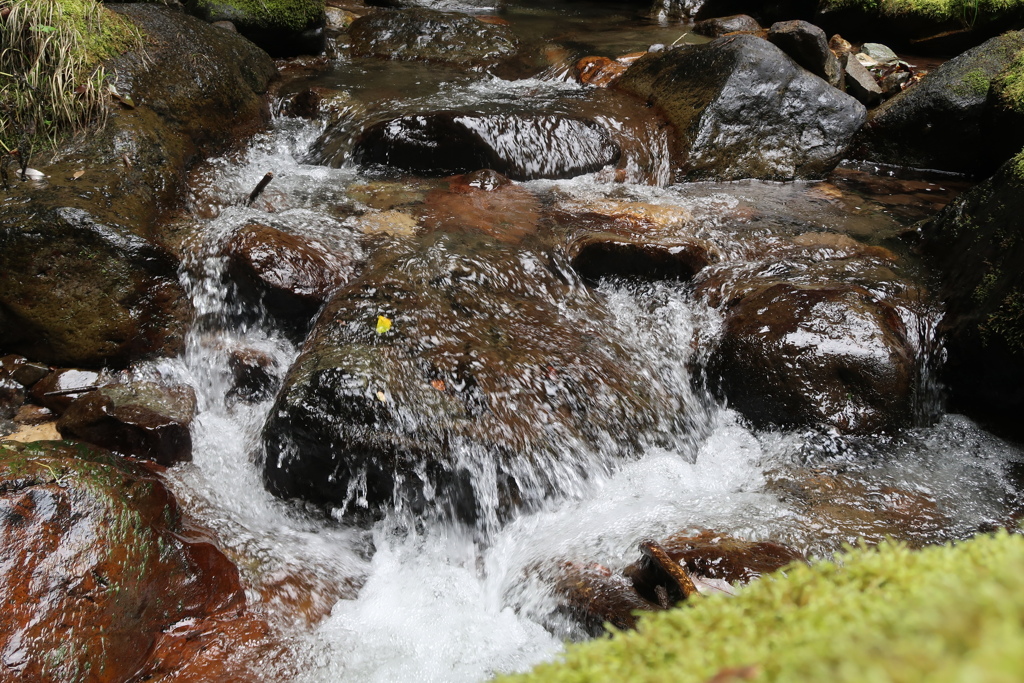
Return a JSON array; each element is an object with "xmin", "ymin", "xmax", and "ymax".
[{"xmin": 616, "ymin": 34, "xmax": 865, "ymax": 181}]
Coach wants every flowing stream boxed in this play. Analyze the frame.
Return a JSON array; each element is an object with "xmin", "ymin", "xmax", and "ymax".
[{"xmin": 134, "ymin": 2, "xmax": 1024, "ymax": 680}]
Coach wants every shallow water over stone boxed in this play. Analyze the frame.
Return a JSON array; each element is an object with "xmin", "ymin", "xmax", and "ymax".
[{"xmin": 151, "ymin": 3, "xmax": 1024, "ymax": 680}]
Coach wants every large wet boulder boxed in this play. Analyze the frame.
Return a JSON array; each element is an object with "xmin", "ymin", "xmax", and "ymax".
[
  {"xmin": 0, "ymin": 440, "xmax": 272, "ymax": 681},
  {"xmin": 693, "ymin": 14, "xmax": 762, "ymax": 37},
  {"xmin": 0, "ymin": 207, "xmax": 188, "ymax": 367},
  {"xmin": 853, "ymin": 30, "xmax": 1024, "ymax": 175},
  {"xmin": 262, "ymin": 231, "xmax": 683, "ymax": 522},
  {"xmin": 346, "ymin": 112, "xmax": 620, "ymax": 180},
  {"xmin": 0, "ymin": 5, "xmax": 276, "ymax": 368},
  {"xmin": 920, "ymin": 155, "xmax": 1024, "ymax": 438},
  {"xmin": 616, "ymin": 34, "xmax": 865, "ymax": 181},
  {"xmin": 57, "ymin": 380, "xmax": 198, "ymax": 465},
  {"xmin": 348, "ymin": 8, "xmax": 518, "ymax": 67},
  {"xmin": 185, "ymin": 0, "xmax": 326, "ymax": 56},
  {"xmin": 706, "ymin": 280, "xmax": 916, "ymax": 434}
]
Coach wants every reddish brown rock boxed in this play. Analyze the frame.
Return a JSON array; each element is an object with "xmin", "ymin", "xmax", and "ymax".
[
  {"xmin": 28, "ymin": 368, "xmax": 103, "ymax": 415},
  {"xmin": 554, "ymin": 561, "xmax": 656, "ymax": 634},
  {"xmin": 224, "ymin": 223, "xmax": 353, "ymax": 336},
  {"xmin": 0, "ymin": 355, "xmax": 50, "ymax": 388},
  {"xmin": 575, "ymin": 56, "xmax": 627, "ymax": 88},
  {"xmin": 0, "ymin": 440, "xmax": 273, "ymax": 681},
  {"xmin": 706, "ymin": 281, "xmax": 915, "ymax": 434},
  {"xmin": 419, "ymin": 171, "xmax": 542, "ymax": 244},
  {"xmin": 57, "ymin": 381, "xmax": 197, "ymax": 465},
  {"xmin": 227, "ymin": 347, "xmax": 281, "ymax": 404}
]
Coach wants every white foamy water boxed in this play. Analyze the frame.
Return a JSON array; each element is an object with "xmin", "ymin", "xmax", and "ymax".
[{"xmin": 141, "ymin": 97, "xmax": 1024, "ymax": 682}]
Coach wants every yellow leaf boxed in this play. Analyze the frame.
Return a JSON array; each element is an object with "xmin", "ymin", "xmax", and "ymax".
[
  {"xmin": 376, "ymin": 391, "xmax": 386, "ymax": 402},
  {"xmin": 376, "ymin": 315, "xmax": 392, "ymax": 334}
]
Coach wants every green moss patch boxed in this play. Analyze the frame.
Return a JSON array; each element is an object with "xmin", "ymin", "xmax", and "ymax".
[
  {"xmin": 0, "ymin": 0, "xmax": 142, "ymax": 152},
  {"xmin": 502, "ymin": 531, "xmax": 1024, "ymax": 683},
  {"xmin": 193, "ymin": 0, "xmax": 323, "ymax": 32},
  {"xmin": 821, "ymin": 0, "xmax": 1024, "ymax": 23},
  {"xmin": 994, "ymin": 47, "xmax": 1024, "ymax": 112}
]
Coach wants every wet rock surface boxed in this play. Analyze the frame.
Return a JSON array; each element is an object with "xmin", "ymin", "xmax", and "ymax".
[
  {"xmin": 0, "ymin": 4, "xmax": 276, "ymax": 368},
  {"xmin": 349, "ymin": 112, "xmax": 620, "ymax": 180},
  {"xmin": 348, "ymin": 8, "xmax": 519, "ymax": 67},
  {"xmin": 262, "ymin": 230, "xmax": 683, "ymax": 521},
  {"xmin": 921, "ymin": 157, "xmax": 1024, "ymax": 439},
  {"xmin": 853, "ymin": 30, "xmax": 1024, "ymax": 175},
  {"xmin": 767, "ymin": 20, "xmax": 842, "ymax": 88},
  {"xmin": 706, "ymin": 281, "xmax": 916, "ymax": 435},
  {"xmin": 616, "ymin": 35, "xmax": 865, "ymax": 181},
  {"xmin": 553, "ymin": 531, "xmax": 803, "ymax": 635},
  {"xmin": 224, "ymin": 222, "xmax": 354, "ymax": 337},
  {"xmin": 56, "ymin": 380, "xmax": 198, "ymax": 465},
  {"xmin": 0, "ymin": 440, "xmax": 274, "ymax": 681},
  {"xmin": 693, "ymin": 14, "xmax": 761, "ymax": 37},
  {"xmin": 29, "ymin": 369, "xmax": 104, "ymax": 415}
]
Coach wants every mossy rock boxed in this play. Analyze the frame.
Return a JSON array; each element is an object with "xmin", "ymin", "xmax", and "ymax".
[
  {"xmin": 852, "ymin": 30, "xmax": 1024, "ymax": 175},
  {"xmin": 185, "ymin": 0, "xmax": 325, "ymax": 56},
  {"xmin": 0, "ymin": 5, "xmax": 276, "ymax": 368},
  {"xmin": 920, "ymin": 152, "xmax": 1024, "ymax": 438},
  {"xmin": 815, "ymin": 0, "xmax": 1024, "ymax": 52},
  {"xmin": 501, "ymin": 530, "xmax": 1024, "ymax": 682}
]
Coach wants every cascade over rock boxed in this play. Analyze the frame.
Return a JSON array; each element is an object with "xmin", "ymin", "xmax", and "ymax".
[
  {"xmin": 616, "ymin": 34, "xmax": 865, "ymax": 181},
  {"xmin": 346, "ymin": 112, "xmax": 620, "ymax": 180},
  {"xmin": 262, "ymin": 231, "xmax": 684, "ymax": 521}
]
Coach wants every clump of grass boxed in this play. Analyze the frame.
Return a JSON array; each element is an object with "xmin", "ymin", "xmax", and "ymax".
[
  {"xmin": 995, "ymin": 47, "xmax": 1024, "ymax": 113},
  {"xmin": 0, "ymin": 0, "xmax": 141, "ymax": 156}
]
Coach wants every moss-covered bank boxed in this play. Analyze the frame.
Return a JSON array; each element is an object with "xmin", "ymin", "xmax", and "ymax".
[
  {"xmin": 503, "ymin": 531, "xmax": 1024, "ymax": 682},
  {"xmin": 0, "ymin": 0, "xmax": 141, "ymax": 152}
]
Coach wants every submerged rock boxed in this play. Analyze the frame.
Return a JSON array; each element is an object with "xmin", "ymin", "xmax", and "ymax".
[
  {"xmin": 853, "ymin": 30, "xmax": 1024, "ymax": 174},
  {"xmin": 920, "ymin": 155, "xmax": 1024, "ymax": 438},
  {"xmin": 262, "ymin": 231, "xmax": 682, "ymax": 521},
  {"xmin": 57, "ymin": 380, "xmax": 198, "ymax": 465},
  {"xmin": 348, "ymin": 112, "xmax": 620, "ymax": 180},
  {"xmin": 348, "ymin": 8, "xmax": 518, "ymax": 67},
  {"xmin": 616, "ymin": 34, "xmax": 865, "ymax": 181},
  {"xmin": 0, "ymin": 440, "xmax": 273, "ymax": 681}
]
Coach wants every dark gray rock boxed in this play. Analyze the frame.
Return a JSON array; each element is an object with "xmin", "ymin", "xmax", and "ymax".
[
  {"xmin": 768, "ymin": 20, "xmax": 842, "ymax": 88},
  {"xmin": 692, "ymin": 14, "xmax": 761, "ymax": 37},
  {"xmin": 920, "ymin": 156, "xmax": 1024, "ymax": 438},
  {"xmin": 348, "ymin": 112, "xmax": 619, "ymax": 181},
  {"xmin": 348, "ymin": 8, "xmax": 518, "ymax": 67},
  {"xmin": 616, "ymin": 34, "xmax": 865, "ymax": 181},
  {"xmin": 852, "ymin": 30, "xmax": 1024, "ymax": 174}
]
